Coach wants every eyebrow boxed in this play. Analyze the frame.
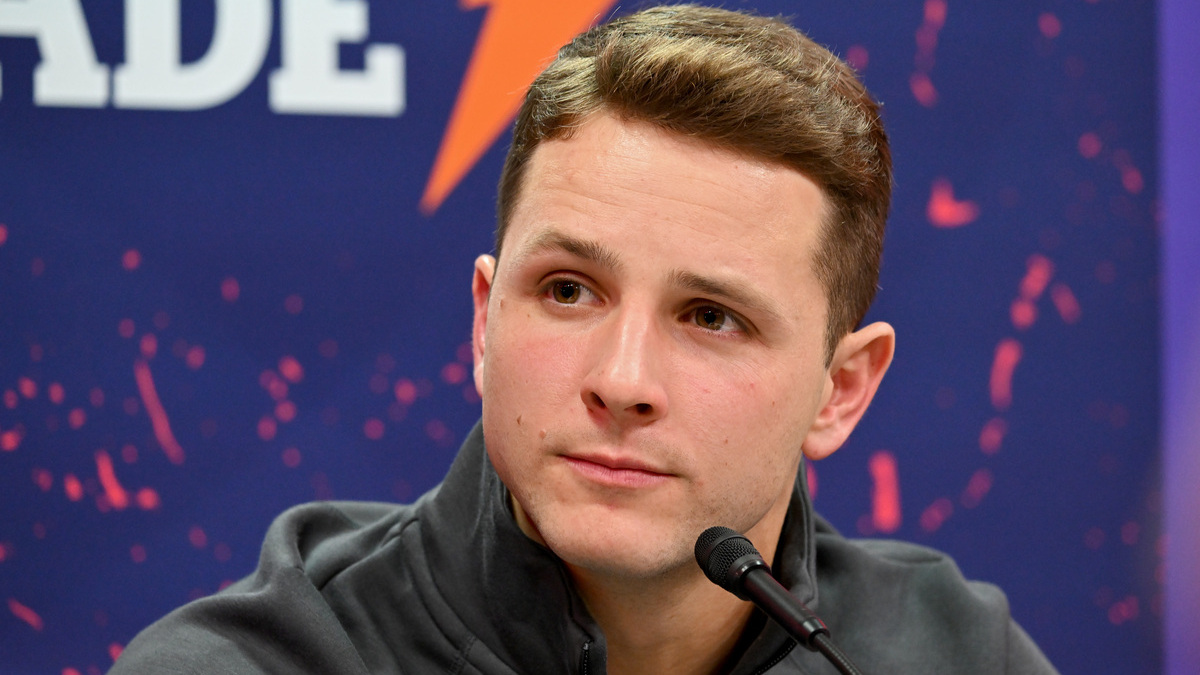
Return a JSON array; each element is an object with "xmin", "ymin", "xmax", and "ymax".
[
  {"xmin": 514, "ymin": 229, "xmax": 785, "ymax": 324},
  {"xmin": 517, "ymin": 230, "xmax": 624, "ymax": 272},
  {"xmin": 668, "ymin": 269, "xmax": 785, "ymax": 324}
]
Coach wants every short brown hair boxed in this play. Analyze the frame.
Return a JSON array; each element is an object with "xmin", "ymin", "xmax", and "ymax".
[{"xmin": 496, "ymin": 4, "xmax": 892, "ymax": 363}]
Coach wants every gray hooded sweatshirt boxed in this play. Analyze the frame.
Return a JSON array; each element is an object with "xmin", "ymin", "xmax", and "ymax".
[{"xmin": 111, "ymin": 422, "xmax": 1058, "ymax": 674}]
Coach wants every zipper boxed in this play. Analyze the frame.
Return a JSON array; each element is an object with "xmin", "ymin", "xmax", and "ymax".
[
  {"xmin": 750, "ymin": 639, "xmax": 797, "ymax": 675},
  {"xmin": 578, "ymin": 640, "xmax": 591, "ymax": 675}
]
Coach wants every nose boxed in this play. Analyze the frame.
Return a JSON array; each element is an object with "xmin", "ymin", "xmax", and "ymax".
[{"xmin": 581, "ymin": 308, "xmax": 668, "ymax": 426}]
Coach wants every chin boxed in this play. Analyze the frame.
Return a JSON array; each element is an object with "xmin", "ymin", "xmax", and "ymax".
[{"xmin": 533, "ymin": 508, "xmax": 694, "ymax": 580}]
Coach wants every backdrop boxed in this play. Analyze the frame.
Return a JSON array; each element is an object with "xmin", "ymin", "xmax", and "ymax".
[{"xmin": 0, "ymin": 1, "xmax": 1164, "ymax": 673}]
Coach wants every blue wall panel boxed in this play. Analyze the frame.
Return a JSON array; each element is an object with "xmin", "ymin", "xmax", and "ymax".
[{"xmin": 0, "ymin": 1, "xmax": 1162, "ymax": 672}]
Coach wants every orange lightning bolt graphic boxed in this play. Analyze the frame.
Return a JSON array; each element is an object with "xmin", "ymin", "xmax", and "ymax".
[{"xmin": 420, "ymin": 0, "xmax": 618, "ymax": 214}]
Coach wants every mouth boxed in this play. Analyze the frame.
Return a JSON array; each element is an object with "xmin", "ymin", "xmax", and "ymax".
[{"xmin": 561, "ymin": 452, "xmax": 673, "ymax": 489}]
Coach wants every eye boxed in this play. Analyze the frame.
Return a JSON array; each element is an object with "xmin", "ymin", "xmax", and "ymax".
[
  {"xmin": 549, "ymin": 279, "xmax": 587, "ymax": 304},
  {"xmin": 692, "ymin": 305, "xmax": 741, "ymax": 333}
]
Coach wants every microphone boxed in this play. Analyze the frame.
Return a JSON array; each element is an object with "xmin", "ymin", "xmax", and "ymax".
[{"xmin": 695, "ymin": 526, "xmax": 864, "ymax": 675}]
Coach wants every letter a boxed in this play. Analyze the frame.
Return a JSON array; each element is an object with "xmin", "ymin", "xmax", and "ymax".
[
  {"xmin": 114, "ymin": 0, "xmax": 271, "ymax": 110},
  {"xmin": 0, "ymin": 0, "xmax": 109, "ymax": 106}
]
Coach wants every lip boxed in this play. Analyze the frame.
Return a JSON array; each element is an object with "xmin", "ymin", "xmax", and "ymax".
[{"xmin": 562, "ymin": 453, "xmax": 673, "ymax": 489}]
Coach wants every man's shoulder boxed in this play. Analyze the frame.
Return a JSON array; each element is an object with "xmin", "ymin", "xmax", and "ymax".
[
  {"xmin": 807, "ymin": 518, "xmax": 1057, "ymax": 674},
  {"xmin": 110, "ymin": 499, "xmax": 420, "ymax": 674}
]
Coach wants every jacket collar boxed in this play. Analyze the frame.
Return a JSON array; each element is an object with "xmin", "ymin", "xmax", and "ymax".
[{"xmin": 422, "ymin": 421, "xmax": 819, "ymax": 673}]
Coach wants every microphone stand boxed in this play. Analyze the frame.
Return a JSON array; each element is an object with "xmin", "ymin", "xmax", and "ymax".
[{"xmin": 695, "ymin": 526, "xmax": 864, "ymax": 675}]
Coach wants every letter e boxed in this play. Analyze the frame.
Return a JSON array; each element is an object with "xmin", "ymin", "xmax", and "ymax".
[{"xmin": 269, "ymin": 0, "xmax": 404, "ymax": 116}]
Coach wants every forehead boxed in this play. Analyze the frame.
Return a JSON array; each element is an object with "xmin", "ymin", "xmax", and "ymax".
[{"xmin": 505, "ymin": 113, "xmax": 828, "ymax": 266}]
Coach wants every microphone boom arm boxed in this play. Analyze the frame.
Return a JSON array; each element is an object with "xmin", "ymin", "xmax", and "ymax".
[{"xmin": 695, "ymin": 526, "xmax": 864, "ymax": 675}]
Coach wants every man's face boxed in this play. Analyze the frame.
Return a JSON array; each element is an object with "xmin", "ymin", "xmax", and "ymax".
[{"xmin": 472, "ymin": 113, "xmax": 835, "ymax": 580}]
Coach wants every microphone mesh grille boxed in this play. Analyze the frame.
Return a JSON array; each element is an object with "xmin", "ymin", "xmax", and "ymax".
[{"xmin": 695, "ymin": 526, "xmax": 762, "ymax": 589}]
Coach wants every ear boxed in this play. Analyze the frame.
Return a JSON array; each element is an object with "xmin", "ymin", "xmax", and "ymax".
[
  {"xmin": 471, "ymin": 254, "xmax": 497, "ymax": 397},
  {"xmin": 801, "ymin": 321, "xmax": 895, "ymax": 460}
]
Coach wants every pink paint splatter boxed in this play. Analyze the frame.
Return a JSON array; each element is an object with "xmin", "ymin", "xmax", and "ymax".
[
  {"xmin": 135, "ymin": 487, "xmax": 160, "ymax": 510},
  {"xmin": 989, "ymin": 339, "xmax": 1022, "ymax": 410},
  {"xmin": 67, "ymin": 408, "xmax": 86, "ymax": 429},
  {"xmin": 18, "ymin": 377, "xmax": 37, "ymax": 399},
  {"xmin": 133, "ymin": 359, "xmax": 185, "ymax": 464},
  {"xmin": 919, "ymin": 498, "xmax": 954, "ymax": 533},
  {"xmin": 8, "ymin": 598, "xmax": 43, "ymax": 630},
  {"xmin": 869, "ymin": 451, "xmax": 902, "ymax": 533},
  {"xmin": 284, "ymin": 294, "xmax": 304, "ymax": 315},
  {"xmin": 1010, "ymin": 298, "xmax": 1037, "ymax": 330},
  {"xmin": 185, "ymin": 346, "xmax": 206, "ymax": 370},
  {"xmin": 909, "ymin": 72, "xmax": 939, "ymax": 108},
  {"xmin": 32, "ymin": 468, "xmax": 53, "ymax": 491},
  {"xmin": 139, "ymin": 334, "xmax": 158, "ymax": 359},
  {"xmin": 64, "ymin": 474, "xmax": 84, "ymax": 501},
  {"xmin": 279, "ymin": 356, "xmax": 304, "ymax": 383},
  {"xmin": 274, "ymin": 401, "xmax": 297, "ymax": 423},
  {"xmin": 979, "ymin": 417, "xmax": 1008, "ymax": 455},
  {"xmin": 221, "ymin": 277, "xmax": 240, "ymax": 302},
  {"xmin": 961, "ymin": 468, "xmax": 993, "ymax": 508},
  {"xmin": 845, "ymin": 44, "xmax": 869, "ymax": 71},
  {"xmin": 1050, "ymin": 283, "xmax": 1082, "ymax": 323},
  {"xmin": 257, "ymin": 416, "xmax": 277, "ymax": 441},
  {"xmin": 282, "ymin": 447, "xmax": 302, "ymax": 468},
  {"xmin": 1108, "ymin": 596, "xmax": 1140, "ymax": 625},
  {"xmin": 1038, "ymin": 12, "xmax": 1061, "ymax": 39},
  {"xmin": 188, "ymin": 526, "xmax": 208, "ymax": 549},
  {"xmin": 363, "ymin": 418, "xmax": 385, "ymax": 440},
  {"xmin": 1020, "ymin": 254, "xmax": 1054, "ymax": 299},
  {"xmin": 924, "ymin": 0, "xmax": 946, "ymax": 28},
  {"xmin": 926, "ymin": 178, "xmax": 979, "ymax": 228},
  {"xmin": 95, "ymin": 450, "xmax": 129, "ymax": 510},
  {"xmin": 441, "ymin": 362, "xmax": 468, "ymax": 385},
  {"xmin": 426, "ymin": 419, "xmax": 452, "ymax": 446},
  {"xmin": 1122, "ymin": 167, "xmax": 1144, "ymax": 194},
  {"xmin": 1, "ymin": 428, "xmax": 22, "ymax": 452},
  {"xmin": 261, "ymin": 371, "xmax": 289, "ymax": 400},
  {"xmin": 394, "ymin": 379, "xmax": 417, "ymax": 405}
]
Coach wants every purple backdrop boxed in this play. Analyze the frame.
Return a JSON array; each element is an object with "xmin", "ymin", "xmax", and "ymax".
[
  {"xmin": 1161, "ymin": 0, "xmax": 1200, "ymax": 672},
  {"xmin": 0, "ymin": 1, "xmax": 1168, "ymax": 673}
]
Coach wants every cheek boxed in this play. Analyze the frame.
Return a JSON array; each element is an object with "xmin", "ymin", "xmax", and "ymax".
[
  {"xmin": 481, "ymin": 309, "xmax": 589, "ymax": 425},
  {"xmin": 680, "ymin": 360, "xmax": 814, "ymax": 479}
]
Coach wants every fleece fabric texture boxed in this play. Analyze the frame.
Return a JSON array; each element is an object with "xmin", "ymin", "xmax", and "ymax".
[{"xmin": 112, "ymin": 422, "xmax": 1058, "ymax": 674}]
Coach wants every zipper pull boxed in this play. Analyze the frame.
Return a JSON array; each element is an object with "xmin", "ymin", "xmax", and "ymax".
[{"xmin": 578, "ymin": 640, "xmax": 591, "ymax": 675}]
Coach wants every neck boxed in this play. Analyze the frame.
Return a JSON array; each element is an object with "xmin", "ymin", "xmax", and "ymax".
[{"xmin": 570, "ymin": 563, "xmax": 757, "ymax": 675}]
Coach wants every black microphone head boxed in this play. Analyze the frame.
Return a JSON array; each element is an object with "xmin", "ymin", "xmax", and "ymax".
[{"xmin": 694, "ymin": 526, "xmax": 770, "ymax": 598}]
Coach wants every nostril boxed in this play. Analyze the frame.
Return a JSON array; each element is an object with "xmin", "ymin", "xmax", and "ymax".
[
  {"xmin": 634, "ymin": 403, "xmax": 652, "ymax": 415},
  {"xmin": 589, "ymin": 392, "xmax": 607, "ymax": 409}
]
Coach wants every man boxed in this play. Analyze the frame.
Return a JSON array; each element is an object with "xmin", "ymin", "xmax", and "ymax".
[{"xmin": 113, "ymin": 5, "xmax": 1058, "ymax": 673}]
